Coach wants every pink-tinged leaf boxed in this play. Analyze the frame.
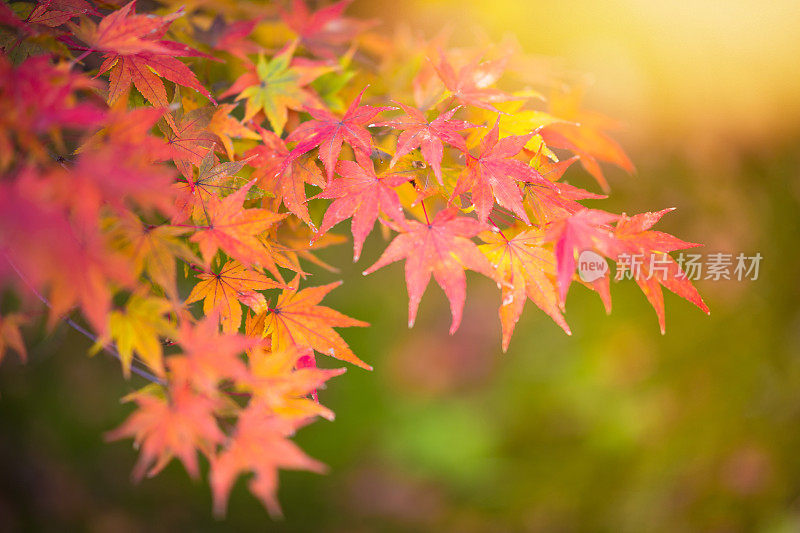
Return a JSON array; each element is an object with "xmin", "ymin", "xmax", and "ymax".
[
  {"xmin": 454, "ymin": 117, "xmax": 554, "ymax": 224},
  {"xmin": 374, "ymin": 102, "xmax": 477, "ymax": 184},
  {"xmin": 363, "ymin": 208, "xmax": 495, "ymax": 334},
  {"xmin": 285, "ymin": 87, "xmax": 393, "ymax": 181},
  {"xmin": 544, "ymin": 208, "xmax": 620, "ymax": 303},
  {"xmin": 315, "ymin": 153, "xmax": 408, "ymax": 261}
]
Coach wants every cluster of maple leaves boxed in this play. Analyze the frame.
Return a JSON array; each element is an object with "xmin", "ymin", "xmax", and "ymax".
[{"xmin": 0, "ymin": 0, "xmax": 708, "ymax": 517}]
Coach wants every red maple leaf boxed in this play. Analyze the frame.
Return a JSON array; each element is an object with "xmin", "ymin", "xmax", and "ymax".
[
  {"xmin": 285, "ymin": 87, "xmax": 391, "ymax": 182},
  {"xmin": 169, "ymin": 313, "xmax": 257, "ymax": 391},
  {"xmin": 69, "ymin": 1, "xmax": 178, "ymax": 56},
  {"xmin": 431, "ymin": 50, "xmax": 517, "ymax": 112},
  {"xmin": 374, "ymin": 102, "xmax": 476, "ymax": 184},
  {"xmin": 539, "ymin": 88, "xmax": 635, "ymax": 192},
  {"xmin": 158, "ymin": 108, "xmax": 216, "ymax": 179},
  {"xmin": 363, "ymin": 208, "xmax": 495, "ymax": 334},
  {"xmin": 0, "ymin": 55, "xmax": 105, "ymax": 163},
  {"xmin": 613, "ymin": 208, "xmax": 709, "ymax": 332},
  {"xmin": 58, "ymin": 146, "xmax": 176, "ymax": 225},
  {"xmin": 453, "ymin": 117, "xmax": 554, "ymax": 225},
  {"xmin": 544, "ymin": 208, "xmax": 620, "ymax": 303},
  {"xmin": 27, "ymin": 0, "xmax": 98, "ymax": 28},
  {"xmin": 315, "ymin": 153, "xmax": 408, "ymax": 261},
  {"xmin": 101, "ymin": 51, "xmax": 215, "ymax": 108},
  {"xmin": 245, "ymin": 127, "xmax": 325, "ymax": 227},
  {"xmin": 0, "ymin": 175, "xmax": 135, "ymax": 334},
  {"xmin": 526, "ymin": 165, "xmax": 607, "ymax": 223},
  {"xmin": 281, "ymin": 0, "xmax": 375, "ymax": 59},
  {"xmin": 84, "ymin": 2, "xmax": 215, "ymax": 130},
  {"xmin": 192, "ymin": 15, "xmax": 260, "ymax": 58}
]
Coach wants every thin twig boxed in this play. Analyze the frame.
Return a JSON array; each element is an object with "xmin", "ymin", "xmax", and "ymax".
[{"xmin": 2, "ymin": 253, "xmax": 164, "ymax": 385}]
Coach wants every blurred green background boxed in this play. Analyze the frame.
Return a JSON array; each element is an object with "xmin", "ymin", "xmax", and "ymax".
[{"xmin": 3, "ymin": 1, "xmax": 800, "ymax": 531}]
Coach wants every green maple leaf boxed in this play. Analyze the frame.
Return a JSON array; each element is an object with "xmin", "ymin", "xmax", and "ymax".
[{"xmin": 225, "ymin": 41, "xmax": 332, "ymax": 135}]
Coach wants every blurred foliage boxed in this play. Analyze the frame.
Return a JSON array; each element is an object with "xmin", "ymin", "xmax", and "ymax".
[{"xmin": 2, "ymin": 0, "xmax": 800, "ymax": 531}]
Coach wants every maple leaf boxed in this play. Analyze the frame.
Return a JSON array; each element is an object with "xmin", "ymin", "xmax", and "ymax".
[
  {"xmin": 246, "ymin": 345, "xmax": 345, "ymax": 419},
  {"xmin": 363, "ymin": 208, "xmax": 495, "ymax": 334},
  {"xmin": 453, "ymin": 117, "xmax": 554, "ymax": 225},
  {"xmin": 102, "ymin": 52, "xmax": 215, "ymax": 117},
  {"xmin": 315, "ymin": 153, "xmax": 408, "ymax": 261},
  {"xmin": 76, "ymin": 103, "xmax": 168, "ymax": 162},
  {"xmin": 0, "ymin": 55, "xmax": 105, "ymax": 168},
  {"xmin": 261, "ymin": 275, "xmax": 371, "ymax": 370},
  {"xmin": 245, "ymin": 127, "xmax": 325, "ymax": 227},
  {"xmin": 27, "ymin": 0, "xmax": 97, "ymax": 28},
  {"xmin": 106, "ymin": 382, "xmax": 225, "ymax": 481},
  {"xmin": 544, "ymin": 208, "xmax": 620, "ymax": 303},
  {"xmin": 431, "ymin": 49, "xmax": 517, "ymax": 112},
  {"xmin": 207, "ymin": 103, "xmax": 260, "ymax": 160},
  {"xmin": 281, "ymin": 0, "xmax": 374, "ymax": 59},
  {"xmin": 83, "ymin": 3, "xmax": 215, "ymax": 131},
  {"xmin": 68, "ymin": 1, "xmax": 177, "ymax": 56},
  {"xmin": 186, "ymin": 260, "xmax": 288, "ymax": 333},
  {"xmin": 173, "ymin": 147, "xmax": 250, "ymax": 223},
  {"xmin": 60, "ymin": 146, "xmax": 176, "ymax": 226},
  {"xmin": 373, "ymin": 102, "xmax": 476, "ymax": 185},
  {"xmin": 480, "ymin": 229, "xmax": 570, "ymax": 351},
  {"xmin": 285, "ymin": 86, "xmax": 392, "ymax": 182},
  {"xmin": 210, "ymin": 405, "xmax": 325, "ymax": 518},
  {"xmin": 157, "ymin": 107, "xmax": 216, "ymax": 179},
  {"xmin": 103, "ymin": 294, "xmax": 175, "ymax": 378},
  {"xmin": 523, "ymin": 154, "xmax": 607, "ymax": 223},
  {"xmin": 614, "ymin": 208, "xmax": 709, "ymax": 332},
  {"xmin": 527, "ymin": 180, "xmax": 606, "ymax": 223},
  {"xmin": 109, "ymin": 216, "xmax": 198, "ymax": 301},
  {"xmin": 539, "ymin": 88, "xmax": 635, "ymax": 192},
  {"xmin": 190, "ymin": 180, "xmax": 287, "ymax": 268},
  {"xmin": 220, "ymin": 41, "xmax": 330, "ymax": 136},
  {"xmin": 1, "ymin": 176, "xmax": 136, "ymax": 334},
  {"xmin": 192, "ymin": 15, "xmax": 260, "ymax": 58},
  {"xmin": 0, "ymin": 313, "xmax": 27, "ymax": 365},
  {"xmin": 169, "ymin": 314, "xmax": 257, "ymax": 391}
]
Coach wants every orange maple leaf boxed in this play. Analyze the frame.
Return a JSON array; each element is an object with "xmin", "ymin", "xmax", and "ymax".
[
  {"xmin": 191, "ymin": 180, "xmax": 287, "ymax": 268},
  {"xmin": 210, "ymin": 405, "xmax": 325, "ymax": 518},
  {"xmin": 614, "ymin": 208, "xmax": 709, "ymax": 333},
  {"xmin": 262, "ymin": 275, "xmax": 371, "ymax": 370},
  {"xmin": 106, "ymin": 382, "xmax": 225, "ymax": 481},
  {"xmin": 186, "ymin": 260, "xmax": 288, "ymax": 333},
  {"xmin": 539, "ymin": 87, "xmax": 635, "ymax": 192},
  {"xmin": 480, "ymin": 228, "xmax": 570, "ymax": 351}
]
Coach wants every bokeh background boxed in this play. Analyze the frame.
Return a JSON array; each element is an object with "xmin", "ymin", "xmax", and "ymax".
[{"xmin": 2, "ymin": 0, "xmax": 800, "ymax": 531}]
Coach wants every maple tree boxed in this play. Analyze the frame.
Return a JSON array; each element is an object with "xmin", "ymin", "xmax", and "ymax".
[{"xmin": 0, "ymin": 0, "xmax": 709, "ymax": 518}]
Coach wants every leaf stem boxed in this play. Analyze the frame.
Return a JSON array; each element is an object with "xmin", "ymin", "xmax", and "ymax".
[
  {"xmin": 420, "ymin": 197, "xmax": 431, "ymax": 225},
  {"xmin": 487, "ymin": 215, "xmax": 508, "ymax": 241}
]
